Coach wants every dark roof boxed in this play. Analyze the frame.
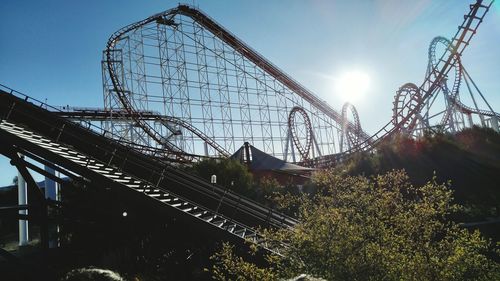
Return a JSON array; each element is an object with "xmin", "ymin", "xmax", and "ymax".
[{"xmin": 231, "ymin": 143, "xmax": 315, "ymax": 171}]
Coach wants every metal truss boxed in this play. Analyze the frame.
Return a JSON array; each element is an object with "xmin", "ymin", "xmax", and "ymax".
[
  {"xmin": 285, "ymin": 107, "xmax": 316, "ymax": 161},
  {"xmin": 308, "ymin": 0, "xmax": 496, "ymax": 168},
  {"xmin": 54, "ymin": 107, "xmax": 230, "ymax": 158},
  {"xmin": 393, "ymin": 34, "xmax": 500, "ymax": 137},
  {"xmin": 102, "ymin": 4, "xmax": 371, "ymax": 164},
  {"xmin": 0, "ymin": 85, "xmax": 296, "ymax": 254},
  {"xmin": 101, "ymin": 2, "xmax": 496, "ymax": 168},
  {"xmin": 340, "ymin": 103, "xmax": 363, "ymax": 152}
]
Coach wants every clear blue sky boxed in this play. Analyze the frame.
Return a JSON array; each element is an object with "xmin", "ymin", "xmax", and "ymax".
[{"xmin": 1, "ymin": 0, "xmax": 499, "ymax": 186}]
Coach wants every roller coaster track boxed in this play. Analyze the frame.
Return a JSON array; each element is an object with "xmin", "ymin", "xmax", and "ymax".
[
  {"xmin": 1, "ymin": 1, "xmax": 493, "ymax": 261},
  {"xmin": 427, "ymin": 36, "xmax": 499, "ymax": 127},
  {"xmin": 450, "ymin": 95, "xmax": 500, "ymax": 117},
  {"xmin": 288, "ymin": 106, "xmax": 314, "ymax": 160},
  {"xmin": 457, "ymin": 67, "xmax": 499, "ymax": 118},
  {"xmin": 55, "ymin": 108, "xmax": 231, "ymax": 157},
  {"xmin": 105, "ymin": 1, "xmax": 494, "ymax": 168},
  {"xmin": 105, "ymin": 4, "xmax": 370, "ymax": 159},
  {"xmin": 309, "ymin": 0, "xmax": 494, "ymax": 167},
  {"xmin": 0, "ymin": 84, "xmax": 296, "ymax": 254},
  {"xmin": 340, "ymin": 103, "xmax": 362, "ymax": 152},
  {"xmin": 428, "ymin": 40, "xmax": 500, "ymax": 117}
]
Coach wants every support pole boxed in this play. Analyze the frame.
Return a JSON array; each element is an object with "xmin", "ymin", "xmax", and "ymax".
[
  {"xmin": 44, "ymin": 165, "xmax": 60, "ymax": 248},
  {"xmin": 312, "ymin": 133, "xmax": 322, "ymax": 157},
  {"xmin": 490, "ymin": 116, "xmax": 499, "ymax": 132},
  {"xmin": 44, "ymin": 165, "xmax": 59, "ymax": 201},
  {"xmin": 287, "ymin": 130, "xmax": 296, "ymax": 163},
  {"xmin": 463, "ymin": 67, "xmax": 496, "ymax": 115},
  {"xmin": 283, "ymin": 130, "xmax": 290, "ymax": 162},
  {"xmin": 463, "ymin": 71, "xmax": 485, "ymax": 126},
  {"xmin": 467, "ymin": 113, "xmax": 474, "ymax": 128},
  {"xmin": 243, "ymin": 142, "xmax": 251, "ymax": 165},
  {"xmin": 18, "ymin": 168, "xmax": 29, "ymax": 247},
  {"xmin": 290, "ymin": 139, "xmax": 296, "ymax": 163},
  {"xmin": 10, "ymin": 152, "xmax": 48, "ymax": 250}
]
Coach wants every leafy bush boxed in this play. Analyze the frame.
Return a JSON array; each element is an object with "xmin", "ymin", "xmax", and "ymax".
[
  {"xmin": 188, "ymin": 158, "xmax": 255, "ymax": 197},
  {"xmin": 339, "ymin": 128, "xmax": 500, "ymax": 220},
  {"xmin": 189, "ymin": 158, "xmax": 299, "ymax": 209},
  {"xmin": 210, "ymin": 170, "xmax": 500, "ymax": 281}
]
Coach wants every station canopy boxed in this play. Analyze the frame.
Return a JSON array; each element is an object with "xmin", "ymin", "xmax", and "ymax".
[{"xmin": 231, "ymin": 143, "xmax": 315, "ymax": 172}]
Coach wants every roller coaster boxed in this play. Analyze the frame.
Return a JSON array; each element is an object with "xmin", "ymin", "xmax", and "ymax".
[
  {"xmin": 393, "ymin": 36, "xmax": 499, "ymax": 137},
  {"xmin": 99, "ymin": 1, "xmax": 497, "ymax": 168},
  {"xmin": 0, "ymin": 0, "xmax": 497, "ymax": 252}
]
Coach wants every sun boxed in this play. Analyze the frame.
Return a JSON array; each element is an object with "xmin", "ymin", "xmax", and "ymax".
[{"xmin": 335, "ymin": 71, "xmax": 370, "ymax": 103}]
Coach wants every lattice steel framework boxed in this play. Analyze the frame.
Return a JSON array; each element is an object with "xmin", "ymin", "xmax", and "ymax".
[
  {"xmin": 102, "ymin": 5, "xmax": 369, "ymax": 163},
  {"xmin": 340, "ymin": 103, "xmax": 363, "ymax": 152},
  {"xmin": 101, "ymin": 2, "xmax": 497, "ymax": 167},
  {"xmin": 392, "ymin": 35, "xmax": 500, "ymax": 137},
  {"xmin": 284, "ymin": 106, "xmax": 322, "ymax": 162},
  {"xmin": 311, "ymin": 0, "xmax": 495, "ymax": 167}
]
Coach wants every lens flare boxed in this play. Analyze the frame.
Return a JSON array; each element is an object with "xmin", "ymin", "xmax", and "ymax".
[{"xmin": 336, "ymin": 71, "xmax": 371, "ymax": 103}]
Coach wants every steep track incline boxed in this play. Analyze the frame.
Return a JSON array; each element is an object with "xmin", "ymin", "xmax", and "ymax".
[{"xmin": 0, "ymin": 85, "xmax": 296, "ymax": 253}]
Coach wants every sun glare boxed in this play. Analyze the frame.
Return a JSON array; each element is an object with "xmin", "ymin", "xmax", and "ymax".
[{"xmin": 336, "ymin": 71, "xmax": 370, "ymax": 103}]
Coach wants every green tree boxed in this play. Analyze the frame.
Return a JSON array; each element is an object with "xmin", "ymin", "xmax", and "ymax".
[
  {"xmin": 339, "ymin": 128, "xmax": 500, "ymax": 221},
  {"xmin": 189, "ymin": 158, "xmax": 255, "ymax": 197},
  {"xmin": 210, "ymin": 170, "xmax": 500, "ymax": 280},
  {"xmin": 189, "ymin": 159, "xmax": 303, "ymax": 209}
]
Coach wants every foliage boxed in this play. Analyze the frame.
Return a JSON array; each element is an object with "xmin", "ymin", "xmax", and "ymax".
[
  {"xmin": 210, "ymin": 243, "xmax": 279, "ymax": 281},
  {"xmin": 188, "ymin": 158, "xmax": 255, "ymax": 197},
  {"xmin": 189, "ymin": 159, "xmax": 298, "ymax": 209},
  {"xmin": 339, "ymin": 127, "xmax": 500, "ymax": 220},
  {"xmin": 210, "ymin": 170, "xmax": 500, "ymax": 281}
]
